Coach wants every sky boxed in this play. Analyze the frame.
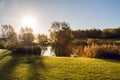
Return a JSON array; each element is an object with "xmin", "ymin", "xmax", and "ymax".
[{"xmin": 0, "ymin": 0, "xmax": 120, "ymax": 34}]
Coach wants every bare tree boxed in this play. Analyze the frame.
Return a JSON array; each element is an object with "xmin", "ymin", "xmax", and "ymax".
[
  {"xmin": 1, "ymin": 24, "xmax": 17, "ymax": 49},
  {"xmin": 1, "ymin": 25, "xmax": 16, "ymax": 41}
]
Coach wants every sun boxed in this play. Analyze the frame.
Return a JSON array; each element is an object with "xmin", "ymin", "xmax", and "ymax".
[{"xmin": 21, "ymin": 15, "xmax": 37, "ymax": 28}]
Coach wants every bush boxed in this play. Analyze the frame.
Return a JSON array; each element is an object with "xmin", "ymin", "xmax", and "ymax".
[
  {"xmin": 0, "ymin": 40, "xmax": 6, "ymax": 49},
  {"xmin": 87, "ymin": 38, "xmax": 103, "ymax": 45},
  {"xmin": 73, "ymin": 39, "xmax": 87, "ymax": 45},
  {"xmin": 84, "ymin": 44, "xmax": 120, "ymax": 59},
  {"xmin": 33, "ymin": 46, "xmax": 41, "ymax": 55},
  {"xmin": 12, "ymin": 46, "xmax": 41, "ymax": 55},
  {"xmin": 72, "ymin": 46, "xmax": 84, "ymax": 56}
]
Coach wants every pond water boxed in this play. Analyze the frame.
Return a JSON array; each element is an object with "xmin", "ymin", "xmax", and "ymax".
[{"xmin": 42, "ymin": 46, "xmax": 55, "ymax": 56}]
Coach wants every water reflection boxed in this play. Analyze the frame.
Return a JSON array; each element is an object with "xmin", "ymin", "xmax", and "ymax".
[{"xmin": 41, "ymin": 46, "xmax": 55, "ymax": 56}]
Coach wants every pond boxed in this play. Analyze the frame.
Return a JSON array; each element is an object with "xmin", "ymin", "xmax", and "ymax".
[{"xmin": 41, "ymin": 46, "xmax": 55, "ymax": 56}]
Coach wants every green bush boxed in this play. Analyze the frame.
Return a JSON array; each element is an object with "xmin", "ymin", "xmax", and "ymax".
[{"xmin": 84, "ymin": 44, "xmax": 120, "ymax": 59}]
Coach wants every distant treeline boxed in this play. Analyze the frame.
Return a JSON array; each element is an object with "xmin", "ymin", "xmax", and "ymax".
[{"xmin": 72, "ymin": 28, "xmax": 120, "ymax": 39}]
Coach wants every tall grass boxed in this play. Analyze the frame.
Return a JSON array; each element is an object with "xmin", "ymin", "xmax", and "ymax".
[
  {"xmin": 84, "ymin": 44, "xmax": 120, "ymax": 59},
  {"xmin": 72, "ymin": 46, "xmax": 84, "ymax": 56},
  {"xmin": 70, "ymin": 39, "xmax": 120, "ymax": 59}
]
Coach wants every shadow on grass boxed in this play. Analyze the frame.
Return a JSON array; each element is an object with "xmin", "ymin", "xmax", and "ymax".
[
  {"xmin": 93, "ymin": 57, "xmax": 120, "ymax": 64},
  {"xmin": 0, "ymin": 50, "xmax": 11, "ymax": 60},
  {"xmin": 0, "ymin": 53, "xmax": 26, "ymax": 80},
  {"xmin": 26, "ymin": 56, "xmax": 47, "ymax": 80},
  {"xmin": 101, "ymin": 58, "xmax": 120, "ymax": 64},
  {"xmin": 0, "ymin": 51, "xmax": 47, "ymax": 80}
]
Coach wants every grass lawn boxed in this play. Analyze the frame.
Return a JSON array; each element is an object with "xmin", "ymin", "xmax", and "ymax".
[{"xmin": 0, "ymin": 49, "xmax": 120, "ymax": 80}]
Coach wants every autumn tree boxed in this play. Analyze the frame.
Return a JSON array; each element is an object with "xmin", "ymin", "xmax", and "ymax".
[
  {"xmin": 37, "ymin": 34, "xmax": 47, "ymax": 46},
  {"xmin": 50, "ymin": 21, "xmax": 72, "ymax": 56}
]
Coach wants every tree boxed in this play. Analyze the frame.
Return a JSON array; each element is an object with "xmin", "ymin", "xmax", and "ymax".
[
  {"xmin": 72, "ymin": 29, "xmax": 102, "ymax": 39},
  {"xmin": 19, "ymin": 27, "xmax": 34, "ymax": 45},
  {"xmin": 101, "ymin": 28, "xmax": 120, "ymax": 39},
  {"xmin": 1, "ymin": 25, "xmax": 17, "ymax": 49},
  {"xmin": 50, "ymin": 21, "xmax": 72, "ymax": 56},
  {"xmin": 1, "ymin": 24, "xmax": 16, "ymax": 41},
  {"xmin": 37, "ymin": 34, "xmax": 47, "ymax": 46}
]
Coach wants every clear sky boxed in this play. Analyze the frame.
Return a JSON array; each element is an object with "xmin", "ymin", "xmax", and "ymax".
[{"xmin": 0, "ymin": 0, "xmax": 120, "ymax": 34}]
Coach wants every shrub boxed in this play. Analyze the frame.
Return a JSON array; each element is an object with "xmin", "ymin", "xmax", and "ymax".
[
  {"xmin": 87, "ymin": 38, "xmax": 103, "ymax": 45},
  {"xmin": 12, "ymin": 46, "xmax": 41, "ymax": 55},
  {"xmin": 0, "ymin": 40, "xmax": 6, "ymax": 49},
  {"xmin": 65, "ymin": 42, "xmax": 85, "ymax": 57},
  {"xmin": 73, "ymin": 39, "xmax": 87, "ymax": 46},
  {"xmin": 33, "ymin": 46, "xmax": 41, "ymax": 55},
  {"xmin": 84, "ymin": 44, "xmax": 120, "ymax": 59},
  {"xmin": 72, "ymin": 46, "xmax": 84, "ymax": 56}
]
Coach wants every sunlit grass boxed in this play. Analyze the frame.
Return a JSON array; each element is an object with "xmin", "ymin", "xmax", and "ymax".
[
  {"xmin": 0, "ymin": 49, "xmax": 7, "ymax": 54},
  {"xmin": 0, "ymin": 50, "xmax": 120, "ymax": 80}
]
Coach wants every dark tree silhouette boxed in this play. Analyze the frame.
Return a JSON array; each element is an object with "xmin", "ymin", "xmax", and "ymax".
[{"xmin": 101, "ymin": 28, "xmax": 120, "ymax": 39}]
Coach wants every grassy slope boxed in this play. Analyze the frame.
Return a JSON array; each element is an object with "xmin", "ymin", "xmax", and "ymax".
[{"xmin": 0, "ymin": 50, "xmax": 120, "ymax": 80}]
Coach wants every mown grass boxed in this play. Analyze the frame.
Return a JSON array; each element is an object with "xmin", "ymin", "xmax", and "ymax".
[{"xmin": 0, "ymin": 50, "xmax": 120, "ymax": 80}]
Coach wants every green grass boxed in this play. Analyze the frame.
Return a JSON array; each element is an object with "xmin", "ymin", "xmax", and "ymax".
[{"xmin": 0, "ymin": 50, "xmax": 120, "ymax": 80}]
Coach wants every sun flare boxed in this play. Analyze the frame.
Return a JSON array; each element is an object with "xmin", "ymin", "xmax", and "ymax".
[{"xmin": 21, "ymin": 15, "xmax": 38, "ymax": 28}]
